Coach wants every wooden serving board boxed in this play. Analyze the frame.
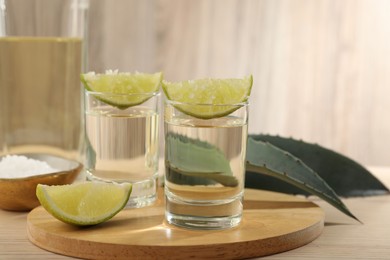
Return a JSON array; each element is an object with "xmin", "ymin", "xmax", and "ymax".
[{"xmin": 27, "ymin": 189, "xmax": 324, "ymax": 259}]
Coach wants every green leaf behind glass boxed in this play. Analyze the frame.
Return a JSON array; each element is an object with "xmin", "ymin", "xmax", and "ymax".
[
  {"xmin": 248, "ymin": 135, "xmax": 389, "ymax": 197},
  {"xmin": 165, "ymin": 133, "xmax": 237, "ymax": 186},
  {"xmin": 246, "ymin": 137, "xmax": 360, "ymax": 221}
]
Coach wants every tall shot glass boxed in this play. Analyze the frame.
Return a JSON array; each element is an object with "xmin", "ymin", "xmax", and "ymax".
[
  {"xmin": 84, "ymin": 91, "xmax": 160, "ymax": 208},
  {"xmin": 164, "ymin": 100, "xmax": 249, "ymax": 229}
]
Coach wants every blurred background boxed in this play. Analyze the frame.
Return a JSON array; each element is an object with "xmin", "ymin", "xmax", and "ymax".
[{"xmin": 88, "ymin": 0, "xmax": 390, "ymax": 167}]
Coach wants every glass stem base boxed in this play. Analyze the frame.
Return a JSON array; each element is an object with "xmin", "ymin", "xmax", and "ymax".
[
  {"xmin": 165, "ymin": 211, "xmax": 242, "ymax": 230},
  {"xmin": 165, "ymin": 190, "xmax": 243, "ymax": 230}
]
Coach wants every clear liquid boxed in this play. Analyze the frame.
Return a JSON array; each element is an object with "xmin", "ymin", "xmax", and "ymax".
[
  {"xmin": 85, "ymin": 106, "xmax": 159, "ymax": 208},
  {"xmin": 164, "ymin": 116, "xmax": 248, "ymax": 229},
  {"xmin": 0, "ymin": 37, "xmax": 82, "ymax": 159}
]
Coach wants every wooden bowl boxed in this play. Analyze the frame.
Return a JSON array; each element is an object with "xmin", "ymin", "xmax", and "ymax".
[{"xmin": 0, "ymin": 154, "xmax": 83, "ymax": 211}]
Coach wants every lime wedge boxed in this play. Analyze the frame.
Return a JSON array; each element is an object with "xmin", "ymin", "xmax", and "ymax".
[
  {"xmin": 81, "ymin": 70, "xmax": 162, "ymax": 109},
  {"xmin": 36, "ymin": 182, "xmax": 132, "ymax": 226},
  {"xmin": 162, "ymin": 75, "xmax": 252, "ymax": 119}
]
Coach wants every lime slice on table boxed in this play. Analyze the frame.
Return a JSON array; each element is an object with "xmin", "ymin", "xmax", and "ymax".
[
  {"xmin": 81, "ymin": 70, "xmax": 162, "ymax": 109},
  {"xmin": 162, "ymin": 75, "xmax": 253, "ymax": 119},
  {"xmin": 36, "ymin": 182, "xmax": 132, "ymax": 226}
]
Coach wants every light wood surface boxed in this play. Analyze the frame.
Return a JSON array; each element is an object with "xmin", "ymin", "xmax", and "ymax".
[
  {"xmin": 87, "ymin": 0, "xmax": 390, "ymax": 167},
  {"xmin": 0, "ymin": 167, "xmax": 389, "ymax": 259},
  {"xmin": 26, "ymin": 189, "xmax": 324, "ymax": 259}
]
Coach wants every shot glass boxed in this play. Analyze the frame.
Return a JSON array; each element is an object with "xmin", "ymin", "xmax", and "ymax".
[
  {"xmin": 164, "ymin": 100, "xmax": 249, "ymax": 229},
  {"xmin": 84, "ymin": 91, "xmax": 160, "ymax": 208}
]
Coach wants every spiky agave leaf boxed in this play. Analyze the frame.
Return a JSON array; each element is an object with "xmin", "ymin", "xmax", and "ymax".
[
  {"xmin": 165, "ymin": 133, "xmax": 236, "ymax": 186},
  {"xmin": 248, "ymin": 134, "xmax": 389, "ymax": 197},
  {"xmin": 246, "ymin": 138, "xmax": 360, "ymax": 222}
]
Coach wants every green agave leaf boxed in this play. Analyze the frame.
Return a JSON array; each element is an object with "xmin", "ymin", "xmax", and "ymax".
[
  {"xmin": 248, "ymin": 134, "xmax": 389, "ymax": 197},
  {"xmin": 165, "ymin": 133, "xmax": 236, "ymax": 186},
  {"xmin": 165, "ymin": 162, "xmax": 238, "ymax": 187},
  {"xmin": 246, "ymin": 137, "xmax": 360, "ymax": 221}
]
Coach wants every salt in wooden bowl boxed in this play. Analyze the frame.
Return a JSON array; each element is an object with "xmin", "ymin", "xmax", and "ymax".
[{"xmin": 0, "ymin": 154, "xmax": 82, "ymax": 211}]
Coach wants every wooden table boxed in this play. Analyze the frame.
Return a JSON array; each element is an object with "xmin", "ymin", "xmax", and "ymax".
[{"xmin": 1, "ymin": 167, "xmax": 389, "ymax": 259}]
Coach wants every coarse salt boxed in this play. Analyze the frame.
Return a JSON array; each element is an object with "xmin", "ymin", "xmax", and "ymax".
[{"xmin": 0, "ymin": 155, "xmax": 59, "ymax": 179}]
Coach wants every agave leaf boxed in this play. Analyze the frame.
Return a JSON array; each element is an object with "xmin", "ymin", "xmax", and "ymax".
[
  {"xmin": 248, "ymin": 135, "xmax": 389, "ymax": 197},
  {"xmin": 165, "ymin": 133, "xmax": 235, "ymax": 186},
  {"xmin": 246, "ymin": 138, "xmax": 360, "ymax": 221},
  {"xmin": 165, "ymin": 162, "xmax": 238, "ymax": 187}
]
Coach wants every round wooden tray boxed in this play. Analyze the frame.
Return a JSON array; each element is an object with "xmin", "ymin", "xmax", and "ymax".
[{"xmin": 27, "ymin": 188, "xmax": 324, "ymax": 259}]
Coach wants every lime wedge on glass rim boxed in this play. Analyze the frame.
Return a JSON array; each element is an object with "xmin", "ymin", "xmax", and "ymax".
[
  {"xmin": 81, "ymin": 70, "xmax": 163, "ymax": 109},
  {"xmin": 36, "ymin": 182, "xmax": 132, "ymax": 226},
  {"xmin": 162, "ymin": 75, "xmax": 253, "ymax": 119}
]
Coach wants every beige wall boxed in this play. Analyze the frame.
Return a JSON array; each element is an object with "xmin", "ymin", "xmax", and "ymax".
[{"xmin": 89, "ymin": 0, "xmax": 390, "ymax": 167}]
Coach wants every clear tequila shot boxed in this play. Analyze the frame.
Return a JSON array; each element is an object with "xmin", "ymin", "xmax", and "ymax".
[
  {"xmin": 164, "ymin": 100, "xmax": 249, "ymax": 229},
  {"xmin": 84, "ymin": 90, "xmax": 160, "ymax": 208}
]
